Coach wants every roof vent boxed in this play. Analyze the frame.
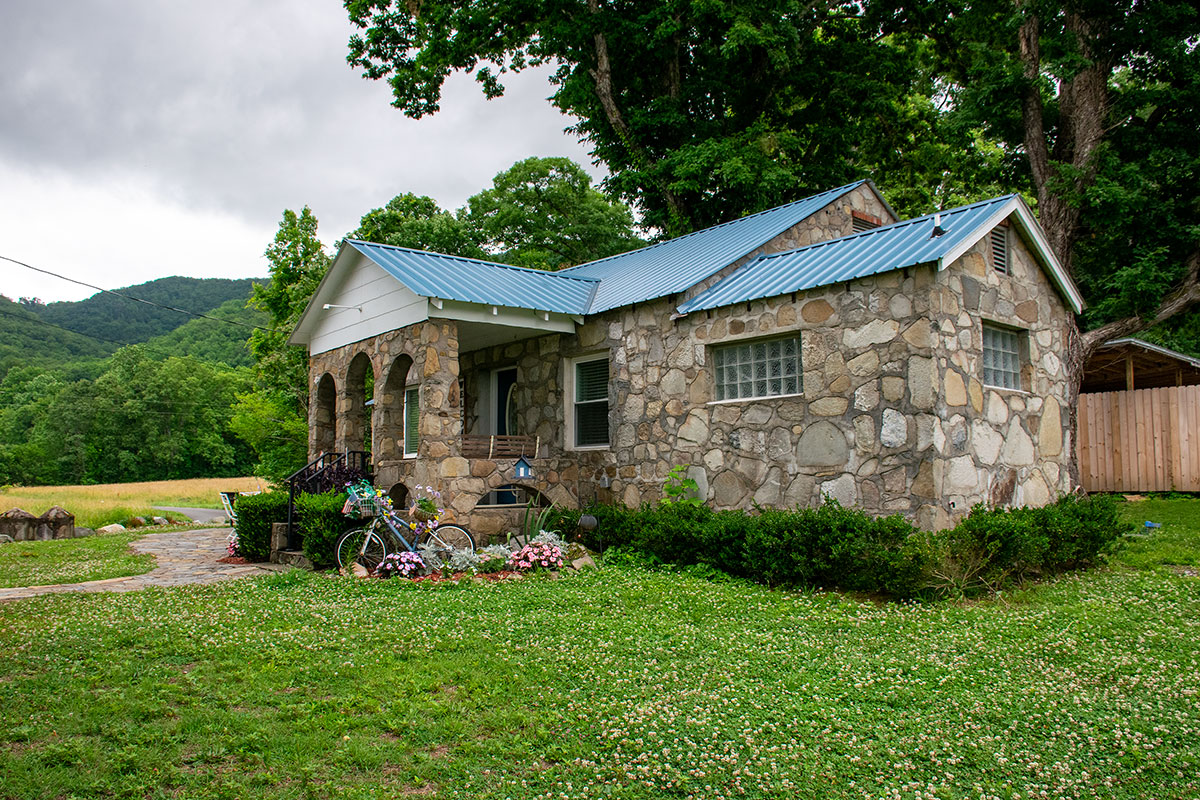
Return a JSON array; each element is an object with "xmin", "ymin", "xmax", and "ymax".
[{"xmin": 930, "ymin": 213, "xmax": 947, "ymax": 238}]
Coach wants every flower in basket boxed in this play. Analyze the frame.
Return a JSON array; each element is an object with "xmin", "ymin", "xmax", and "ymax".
[
  {"xmin": 376, "ymin": 551, "xmax": 425, "ymax": 579},
  {"xmin": 409, "ymin": 485, "xmax": 444, "ymax": 536}
]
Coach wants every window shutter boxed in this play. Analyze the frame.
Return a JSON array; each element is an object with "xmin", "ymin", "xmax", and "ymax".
[
  {"xmin": 574, "ymin": 359, "xmax": 609, "ymax": 447},
  {"xmin": 404, "ymin": 387, "xmax": 419, "ymax": 455}
]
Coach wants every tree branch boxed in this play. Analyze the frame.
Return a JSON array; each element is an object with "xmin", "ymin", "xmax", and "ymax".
[{"xmin": 1079, "ymin": 248, "xmax": 1200, "ymax": 356}]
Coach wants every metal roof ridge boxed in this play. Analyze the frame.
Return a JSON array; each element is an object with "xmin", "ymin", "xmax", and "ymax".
[
  {"xmin": 346, "ymin": 239, "xmax": 600, "ymax": 285},
  {"xmin": 559, "ymin": 180, "xmax": 868, "ymax": 273},
  {"xmin": 751, "ymin": 194, "xmax": 1017, "ymax": 262}
]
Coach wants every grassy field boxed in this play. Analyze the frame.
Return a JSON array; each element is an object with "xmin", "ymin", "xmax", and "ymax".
[
  {"xmin": 0, "ymin": 498, "xmax": 1196, "ymax": 799},
  {"xmin": 0, "ymin": 476, "xmax": 266, "ymax": 529}
]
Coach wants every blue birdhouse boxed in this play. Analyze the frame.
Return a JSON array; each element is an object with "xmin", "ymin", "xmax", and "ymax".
[{"xmin": 513, "ymin": 456, "xmax": 533, "ymax": 480}]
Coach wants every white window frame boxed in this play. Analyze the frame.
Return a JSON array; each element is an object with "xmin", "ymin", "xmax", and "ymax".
[
  {"xmin": 982, "ymin": 323, "xmax": 1024, "ymax": 391},
  {"xmin": 711, "ymin": 334, "xmax": 802, "ymax": 403},
  {"xmin": 566, "ymin": 354, "xmax": 610, "ymax": 450},
  {"xmin": 402, "ymin": 385, "xmax": 419, "ymax": 457}
]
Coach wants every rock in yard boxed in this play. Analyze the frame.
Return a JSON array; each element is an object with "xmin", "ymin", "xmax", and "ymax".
[
  {"xmin": 73, "ymin": 527, "xmax": 95, "ymax": 538},
  {"xmin": 571, "ymin": 554, "xmax": 597, "ymax": 571},
  {"xmin": 151, "ymin": 516, "xmax": 170, "ymax": 526},
  {"xmin": 97, "ymin": 524, "xmax": 126, "ymax": 534}
]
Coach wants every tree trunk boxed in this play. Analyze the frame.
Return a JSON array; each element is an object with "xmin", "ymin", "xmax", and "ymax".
[{"xmin": 585, "ymin": 0, "xmax": 690, "ymax": 233}]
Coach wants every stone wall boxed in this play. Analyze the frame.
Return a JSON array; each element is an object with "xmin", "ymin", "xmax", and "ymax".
[{"xmin": 0, "ymin": 506, "xmax": 76, "ymax": 541}]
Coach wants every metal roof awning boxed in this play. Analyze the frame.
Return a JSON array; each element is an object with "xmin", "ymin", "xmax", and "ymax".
[{"xmin": 1082, "ymin": 338, "xmax": 1200, "ymax": 394}]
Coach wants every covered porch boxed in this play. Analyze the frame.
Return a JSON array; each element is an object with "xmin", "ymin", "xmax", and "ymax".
[{"xmin": 305, "ymin": 313, "xmax": 611, "ymax": 542}]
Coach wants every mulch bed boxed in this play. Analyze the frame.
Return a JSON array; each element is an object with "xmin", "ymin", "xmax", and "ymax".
[{"xmin": 217, "ymin": 556, "xmax": 252, "ymax": 565}]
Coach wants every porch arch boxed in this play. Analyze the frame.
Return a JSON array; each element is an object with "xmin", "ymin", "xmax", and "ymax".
[
  {"xmin": 343, "ymin": 352, "xmax": 375, "ymax": 456},
  {"xmin": 377, "ymin": 354, "xmax": 415, "ymax": 461},
  {"xmin": 313, "ymin": 372, "xmax": 337, "ymax": 456}
]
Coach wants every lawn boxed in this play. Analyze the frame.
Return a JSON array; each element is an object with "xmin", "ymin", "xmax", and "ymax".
[
  {"xmin": 0, "ymin": 498, "xmax": 1197, "ymax": 799},
  {"xmin": 0, "ymin": 531, "xmax": 156, "ymax": 588},
  {"xmin": 0, "ymin": 476, "xmax": 266, "ymax": 529}
]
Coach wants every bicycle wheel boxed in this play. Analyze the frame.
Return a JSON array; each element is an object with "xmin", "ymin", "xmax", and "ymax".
[
  {"xmin": 421, "ymin": 524, "xmax": 475, "ymax": 557},
  {"xmin": 335, "ymin": 527, "xmax": 388, "ymax": 573}
]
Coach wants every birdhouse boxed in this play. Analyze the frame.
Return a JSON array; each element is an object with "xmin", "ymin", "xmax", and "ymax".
[{"xmin": 513, "ymin": 456, "xmax": 533, "ymax": 480}]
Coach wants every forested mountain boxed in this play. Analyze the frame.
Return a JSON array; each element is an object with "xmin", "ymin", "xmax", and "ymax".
[
  {"xmin": 23, "ymin": 276, "xmax": 260, "ymax": 349},
  {"xmin": 0, "ymin": 296, "xmax": 111, "ymax": 375},
  {"xmin": 143, "ymin": 298, "xmax": 267, "ymax": 368}
]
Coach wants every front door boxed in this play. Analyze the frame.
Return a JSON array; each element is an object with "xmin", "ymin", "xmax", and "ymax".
[
  {"xmin": 493, "ymin": 367, "xmax": 519, "ymax": 505},
  {"xmin": 494, "ymin": 367, "xmax": 518, "ymax": 436}
]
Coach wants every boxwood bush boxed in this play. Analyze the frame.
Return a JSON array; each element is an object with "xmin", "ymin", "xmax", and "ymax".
[
  {"xmin": 233, "ymin": 491, "xmax": 289, "ymax": 562},
  {"xmin": 294, "ymin": 489, "xmax": 359, "ymax": 569},
  {"xmin": 547, "ymin": 493, "xmax": 1127, "ymax": 599}
]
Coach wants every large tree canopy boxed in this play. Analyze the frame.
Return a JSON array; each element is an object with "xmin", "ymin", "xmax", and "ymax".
[
  {"xmin": 345, "ymin": 0, "xmax": 945, "ymax": 234},
  {"xmin": 345, "ymin": 0, "xmax": 1200, "ymax": 360},
  {"xmin": 883, "ymin": 0, "xmax": 1200, "ymax": 361}
]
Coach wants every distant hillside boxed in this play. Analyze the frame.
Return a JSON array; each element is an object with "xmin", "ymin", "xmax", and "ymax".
[
  {"xmin": 144, "ymin": 297, "xmax": 267, "ymax": 368},
  {"xmin": 28, "ymin": 276, "xmax": 261, "ymax": 346},
  {"xmin": 0, "ymin": 295, "xmax": 111, "ymax": 374}
]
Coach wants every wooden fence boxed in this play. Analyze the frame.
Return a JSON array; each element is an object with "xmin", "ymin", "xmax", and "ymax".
[{"xmin": 1077, "ymin": 385, "xmax": 1200, "ymax": 492}]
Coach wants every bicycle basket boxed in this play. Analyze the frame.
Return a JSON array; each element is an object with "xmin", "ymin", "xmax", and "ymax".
[{"xmin": 343, "ymin": 483, "xmax": 384, "ymax": 518}]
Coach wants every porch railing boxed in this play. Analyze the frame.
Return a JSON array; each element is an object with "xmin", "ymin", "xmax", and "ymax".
[
  {"xmin": 284, "ymin": 451, "xmax": 371, "ymax": 550},
  {"xmin": 460, "ymin": 434, "xmax": 540, "ymax": 459}
]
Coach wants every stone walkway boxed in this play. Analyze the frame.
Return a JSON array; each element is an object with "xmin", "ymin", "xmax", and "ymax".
[{"xmin": 0, "ymin": 529, "xmax": 289, "ymax": 602}]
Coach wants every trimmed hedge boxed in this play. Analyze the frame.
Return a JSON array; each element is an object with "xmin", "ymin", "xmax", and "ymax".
[
  {"xmin": 546, "ymin": 494, "xmax": 1128, "ymax": 599},
  {"xmin": 233, "ymin": 491, "xmax": 289, "ymax": 562},
  {"xmin": 294, "ymin": 489, "xmax": 359, "ymax": 569}
]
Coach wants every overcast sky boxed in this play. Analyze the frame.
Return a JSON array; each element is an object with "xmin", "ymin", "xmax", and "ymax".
[{"xmin": 0, "ymin": 0, "xmax": 593, "ymax": 303}]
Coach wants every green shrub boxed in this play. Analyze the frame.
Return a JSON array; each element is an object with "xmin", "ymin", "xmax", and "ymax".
[
  {"xmin": 547, "ymin": 493, "xmax": 1122, "ymax": 600},
  {"xmin": 294, "ymin": 489, "xmax": 358, "ymax": 569},
  {"xmin": 233, "ymin": 491, "xmax": 289, "ymax": 562},
  {"xmin": 1041, "ymin": 493, "xmax": 1128, "ymax": 570}
]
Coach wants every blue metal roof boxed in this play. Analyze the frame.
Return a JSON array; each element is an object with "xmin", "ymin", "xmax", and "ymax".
[
  {"xmin": 347, "ymin": 240, "xmax": 597, "ymax": 315},
  {"xmin": 677, "ymin": 195, "xmax": 1017, "ymax": 314},
  {"xmin": 560, "ymin": 182, "xmax": 868, "ymax": 313}
]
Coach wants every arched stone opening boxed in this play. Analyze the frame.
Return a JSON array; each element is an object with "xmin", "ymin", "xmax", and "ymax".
[
  {"xmin": 387, "ymin": 482, "xmax": 410, "ymax": 510},
  {"xmin": 313, "ymin": 373, "xmax": 337, "ymax": 456},
  {"xmin": 477, "ymin": 483, "xmax": 552, "ymax": 508},
  {"xmin": 377, "ymin": 354, "xmax": 415, "ymax": 461},
  {"xmin": 344, "ymin": 352, "xmax": 375, "ymax": 456}
]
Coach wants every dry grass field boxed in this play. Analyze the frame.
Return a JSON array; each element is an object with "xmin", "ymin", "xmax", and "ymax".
[{"xmin": 0, "ymin": 476, "xmax": 268, "ymax": 528}]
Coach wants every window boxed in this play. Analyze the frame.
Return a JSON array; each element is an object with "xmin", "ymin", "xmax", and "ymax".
[
  {"xmin": 991, "ymin": 227, "xmax": 1009, "ymax": 274},
  {"xmin": 403, "ymin": 386, "xmax": 419, "ymax": 456},
  {"xmin": 982, "ymin": 324, "xmax": 1022, "ymax": 390},
  {"xmin": 571, "ymin": 357, "xmax": 609, "ymax": 447},
  {"xmin": 713, "ymin": 335, "xmax": 801, "ymax": 401}
]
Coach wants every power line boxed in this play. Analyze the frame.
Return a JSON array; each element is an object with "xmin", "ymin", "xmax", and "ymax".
[{"xmin": 0, "ymin": 254, "xmax": 271, "ymax": 333}]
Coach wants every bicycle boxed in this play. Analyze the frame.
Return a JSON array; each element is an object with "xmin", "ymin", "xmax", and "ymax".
[{"xmin": 335, "ymin": 481, "xmax": 475, "ymax": 573}]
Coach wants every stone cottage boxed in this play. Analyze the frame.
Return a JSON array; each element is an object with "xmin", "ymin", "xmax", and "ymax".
[{"xmin": 289, "ymin": 180, "xmax": 1084, "ymax": 537}]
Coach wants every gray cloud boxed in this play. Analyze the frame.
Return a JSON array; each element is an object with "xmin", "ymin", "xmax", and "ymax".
[{"xmin": 0, "ymin": 0, "xmax": 594, "ymax": 240}]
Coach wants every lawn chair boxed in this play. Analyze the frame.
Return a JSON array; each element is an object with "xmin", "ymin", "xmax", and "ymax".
[{"xmin": 219, "ymin": 491, "xmax": 261, "ymax": 527}]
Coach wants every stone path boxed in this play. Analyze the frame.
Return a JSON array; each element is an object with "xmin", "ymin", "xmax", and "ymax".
[{"xmin": 0, "ymin": 529, "xmax": 289, "ymax": 602}]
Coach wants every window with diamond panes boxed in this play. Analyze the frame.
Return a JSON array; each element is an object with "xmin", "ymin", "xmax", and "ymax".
[
  {"xmin": 573, "ymin": 358, "xmax": 609, "ymax": 447},
  {"xmin": 714, "ymin": 336, "xmax": 801, "ymax": 401},
  {"xmin": 982, "ymin": 325, "xmax": 1022, "ymax": 390}
]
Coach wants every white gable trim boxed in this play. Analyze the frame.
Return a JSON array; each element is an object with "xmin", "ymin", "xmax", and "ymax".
[{"xmin": 937, "ymin": 197, "xmax": 1085, "ymax": 314}]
